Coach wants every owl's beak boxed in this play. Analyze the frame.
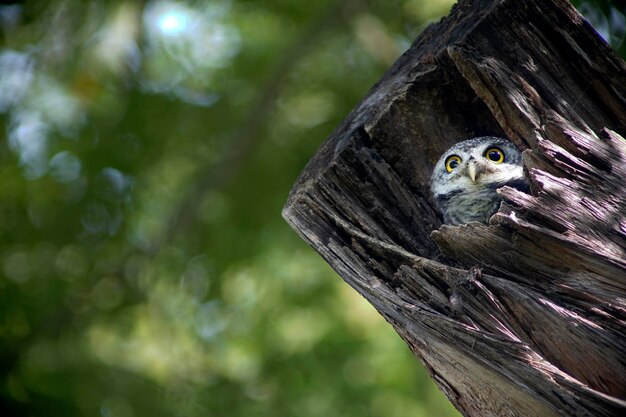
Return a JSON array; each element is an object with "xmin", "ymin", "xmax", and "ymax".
[{"xmin": 467, "ymin": 161, "xmax": 478, "ymax": 182}]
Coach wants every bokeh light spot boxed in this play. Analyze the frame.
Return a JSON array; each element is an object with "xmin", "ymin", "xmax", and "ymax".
[
  {"xmin": 49, "ymin": 151, "xmax": 82, "ymax": 184},
  {"xmin": 157, "ymin": 11, "xmax": 188, "ymax": 35}
]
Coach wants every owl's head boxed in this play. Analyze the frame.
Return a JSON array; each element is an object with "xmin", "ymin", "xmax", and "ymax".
[
  {"xmin": 431, "ymin": 136, "xmax": 524, "ymax": 193},
  {"xmin": 430, "ymin": 136, "xmax": 526, "ymax": 224}
]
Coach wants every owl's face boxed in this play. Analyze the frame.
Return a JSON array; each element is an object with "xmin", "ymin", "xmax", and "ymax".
[{"xmin": 430, "ymin": 136, "xmax": 526, "ymax": 225}]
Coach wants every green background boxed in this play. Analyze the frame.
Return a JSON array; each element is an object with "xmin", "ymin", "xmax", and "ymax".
[{"xmin": 0, "ymin": 1, "xmax": 623, "ymax": 416}]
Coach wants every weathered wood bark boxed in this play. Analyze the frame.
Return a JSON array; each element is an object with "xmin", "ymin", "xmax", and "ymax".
[{"xmin": 282, "ymin": 0, "xmax": 626, "ymax": 416}]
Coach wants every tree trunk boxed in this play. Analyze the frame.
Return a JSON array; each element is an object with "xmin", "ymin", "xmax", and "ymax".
[{"xmin": 282, "ymin": 0, "xmax": 626, "ymax": 416}]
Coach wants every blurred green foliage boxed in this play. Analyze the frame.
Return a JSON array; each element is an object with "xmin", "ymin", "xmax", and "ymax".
[{"xmin": 0, "ymin": 1, "xmax": 623, "ymax": 417}]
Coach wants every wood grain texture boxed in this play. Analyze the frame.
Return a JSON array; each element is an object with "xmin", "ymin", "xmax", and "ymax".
[{"xmin": 283, "ymin": 0, "xmax": 626, "ymax": 415}]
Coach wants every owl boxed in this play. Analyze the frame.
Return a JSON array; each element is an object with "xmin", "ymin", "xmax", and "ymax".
[{"xmin": 430, "ymin": 136, "xmax": 528, "ymax": 225}]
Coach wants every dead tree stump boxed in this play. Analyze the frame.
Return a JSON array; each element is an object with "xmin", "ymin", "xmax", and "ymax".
[{"xmin": 282, "ymin": 0, "xmax": 626, "ymax": 416}]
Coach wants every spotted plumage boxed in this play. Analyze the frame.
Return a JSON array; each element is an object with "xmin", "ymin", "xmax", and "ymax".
[{"xmin": 430, "ymin": 136, "xmax": 528, "ymax": 225}]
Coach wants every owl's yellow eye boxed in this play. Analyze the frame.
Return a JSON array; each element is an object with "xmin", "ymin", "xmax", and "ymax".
[
  {"xmin": 445, "ymin": 155, "xmax": 462, "ymax": 173},
  {"xmin": 485, "ymin": 147, "xmax": 505, "ymax": 163}
]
